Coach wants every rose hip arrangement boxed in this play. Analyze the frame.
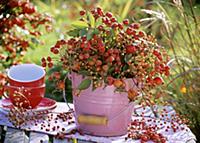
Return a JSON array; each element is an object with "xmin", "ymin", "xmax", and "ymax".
[{"xmin": 43, "ymin": 7, "xmax": 170, "ymax": 103}]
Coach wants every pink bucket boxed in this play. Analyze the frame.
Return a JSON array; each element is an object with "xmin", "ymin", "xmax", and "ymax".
[{"xmin": 70, "ymin": 73, "xmax": 134, "ymax": 136}]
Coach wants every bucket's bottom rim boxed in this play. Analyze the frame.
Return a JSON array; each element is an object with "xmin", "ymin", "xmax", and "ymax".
[{"xmin": 77, "ymin": 128, "xmax": 128, "ymax": 137}]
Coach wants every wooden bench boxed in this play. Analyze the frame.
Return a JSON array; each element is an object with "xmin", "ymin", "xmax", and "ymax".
[
  {"xmin": 1, "ymin": 126, "xmax": 93, "ymax": 143},
  {"xmin": 0, "ymin": 102, "xmax": 196, "ymax": 143}
]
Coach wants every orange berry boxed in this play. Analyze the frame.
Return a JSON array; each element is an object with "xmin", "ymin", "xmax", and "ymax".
[
  {"xmin": 96, "ymin": 60, "xmax": 102, "ymax": 66},
  {"xmin": 153, "ymin": 77, "xmax": 164, "ymax": 85},
  {"xmin": 128, "ymin": 88, "xmax": 138, "ymax": 101},
  {"xmin": 113, "ymin": 79, "xmax": 123, "ymax": 88},
  {"xmin": 102, "ymin": 65, "xmax": 109, "ymax": 71},
  {"xmin": 57, "ymin": 81, "xmax": 65, "ymax": 90},
  {"xmin": 88, "ymin": 60, "xmax": 95, "ymax": 66}
]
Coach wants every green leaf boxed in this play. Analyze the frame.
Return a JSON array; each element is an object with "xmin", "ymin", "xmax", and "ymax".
[
  {"xmin": 31, "ymin": 37, "xmax": 40, "ymax": 45},
  {"xmin": 121, "ymin": 0, "xmax": 132, "ymax": 19},
  {"xmin": 78, "ymin": 70, "xmax": 90, "ymax": 76},
  {"xmin": 122, "ymin": 64, "xmax": 129, "ymax": 71},
  {"xmin": 88, "ymin": 12, "xmax": 95, "ymax": 28},
  {"xmin": 86, "ymin": 30, "xmax": 93, "ymax": 40},
  {"xmin": 78, "ymin": 79, "xmax": 91, "ymax": 90},
  {"xmin": 67, "ymin": 29, "xmax": 80, "ymax": 37},
  {"xmin": 108, "ymin": 67, "xmax": 115, "ymax": 74},
  {"xmin": 125, "ymin": 54, "xmax": 132, "ymax": 62},
  {"xmin": 95, "ymin": 18, "xmax": 102, "ymax": 26},
  {"xmin": 79, "ymin": 29, "xmax": 87, "ymax": 36},
  {"xmin": 71, "ymin": 21, "xmax": 88, "ymax": 28},
  {"xmin": 93, "ymin": 28, "xmax": 99, "ymax": 35}
]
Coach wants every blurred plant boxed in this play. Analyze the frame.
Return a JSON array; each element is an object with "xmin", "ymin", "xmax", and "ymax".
[
  {"xmin": 0, "ymin": 0, "xmax": 52, "ymax": 95},
  {"xmin": 140, "ymin": 0, "xmax": 200, "ymax": 140}
]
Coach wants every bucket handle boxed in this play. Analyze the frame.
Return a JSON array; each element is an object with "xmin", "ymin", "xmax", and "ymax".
[{"xmin": 75, "ymin": 102, "xmax": 133, "ymax": 126}]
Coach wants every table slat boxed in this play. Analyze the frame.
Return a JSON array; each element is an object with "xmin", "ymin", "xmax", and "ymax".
[
  {"xmin": 0, "ymin": 126, "xmax": 3, "ymax": 140},
  {"xmin": 187, "ymin": 139, "xmax": 196, "ymax": 143},
  {"xmin": 53, "ymin": 138, "xmax": 72, "ymax": 143},
  {"xmin": 29, "ymin": 132, "xmax": 49, "ymax": 143},
  {"xmin": 4, "ymin": 127, "xmax": 29, "ymax": 143}
]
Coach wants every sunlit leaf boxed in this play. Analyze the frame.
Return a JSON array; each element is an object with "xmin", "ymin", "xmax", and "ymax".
[
  {"xmin": 78, "ymin": 79, "xmax": 91, "ymax": 90},
  {"xmin": 121, "ymin": 0, "xmax": 132, "ymax": 19},
  {"xmin": 67, "ymin": 29, "xmax": 80, "ymax": 37},
  {"xmin": 125, "ymin": 54, "xmax": 132, "ymax": 62},
  {"xmin": 79, "ymin": 29, "xmax": 87, "ymax": 36},
  {"xmin": 71, "ymin": 21, "xmax": 88, "ymax": 28},
  {"xmin": 88, "ymin": 12, "xmax": 95, "ymax": 28},
  {"xmin": 78, "ymin": 70, "xmax": 90, "ymax": 76},
  {"xmin": 86, "ymin": 29, "xmax": 93, "ymax": 40}
]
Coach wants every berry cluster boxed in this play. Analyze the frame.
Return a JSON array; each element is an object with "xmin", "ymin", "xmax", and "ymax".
[
  {"xmin": 126, "ymin": 118, "xmax": 167, "ymax": 143},
  {"xmin": 46, "ymin": 7, "xmax": 170, "ymax": 103},
  {"xmin": 41, "ymin": 56, "xmax": 53, "ymax": 68},
  {"xmin": 126, "ymin": 119, "xmax": 167, "ymax": 143},
  {"xmin": 126, "ymin": 106, "xmax": 190, "ymax": 143},
  {"xmin": 0, "ymin": 0, "xmax": 52, "ymax": 95}
]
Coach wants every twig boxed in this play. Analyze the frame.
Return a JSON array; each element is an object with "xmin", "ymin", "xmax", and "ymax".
[{"xmin": 167, "ymin": 67, "xmax": 200, "ymax": 86}]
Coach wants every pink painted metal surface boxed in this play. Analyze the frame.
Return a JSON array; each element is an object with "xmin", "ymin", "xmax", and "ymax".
[{"xmin": 71, "ymin": 73, "xmax": 134, "ymax": 136}]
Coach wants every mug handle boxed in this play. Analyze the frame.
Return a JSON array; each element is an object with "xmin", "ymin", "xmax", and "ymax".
[{"xmin": 2, "ymin": 85, "xmax": 11, "ymax": 98}]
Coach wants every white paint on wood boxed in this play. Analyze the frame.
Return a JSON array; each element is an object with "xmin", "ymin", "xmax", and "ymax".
[
  {"xmin": 53, "ymin": 138, "xmax": 73, "ymax": 143},
  {"xmin": 4, "ymin": 127, "xmax": 29, "ymax": 143},
  {"xmin": 29, "ymin": 132, "xmax": 49, "ymax": 143},
  {"xmin": 187, "ymin": 139, "xmax": 196, "ymax": 143},
  {"xmin": 0, "ymin": 126, "xmax": 3, "ymax": 141}
]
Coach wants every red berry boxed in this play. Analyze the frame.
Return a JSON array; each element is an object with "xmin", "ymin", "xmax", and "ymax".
[
  {"xmin": 138, "ymin": 31, "xmax": 145, "ymax": 37},
  {"xmin": 123, "ymin": 19, "xmax": 129, "ymax": 25},
  {"xmin": 118, "ymin": 23, "xmax": 123, "ymax": 29},
  {"xmin": 105, "ymin": 12, "xmax": 112, "ymax": 18},
  {"xmin": 47, "ymin": 56, "xmax": 52, "ymax": 62},
  {"xmin": 83, "ymin": 53, "xmax": 90, "ymax": 59},
  {"xmin": 110, "ymin": 17, "xmax": 116, "ymax": 22},
  {"xmin": 107, "ymin": 49, "xmax": 113, "ymax": 54},
  {"xmin": 42, "ymin": 62, "xmax": 47, "ymax": 67},
  {"xmin": 112, "ymin": 22, "xmax": 118, "ymax": 29},
  {"xmin": 99, "ymin": 46, "xmax": 105, "ymax": 53},
  {"xmin": 153, "ymin": 50, "xmax": 160, "ymax": 57},
  {"xmin": 13, "ymin": 18, "xmax": 25, "ymax": 27},
  {"xmin": 48, "ymin": 62, "xmax": 53, "ymax": 68},
  {"xmin": 96, "ymin": 60, "xmax": 102, "ymax": 66},
  {"xmin": 130, "ymin": 23, "xmax": 140, "ymax": 29},
  {"xmin": 23, "ymin": 3, "xmax": 35, "ymax": 14},
  {"xmin": 79, "ymin": 54, "xmax": 84, "ymax": 60},
  {"xmin": 108, "ymin": 56, "xmax": 115, "ymax": 63},
  {"xmin": 53, "ymin": 48, "xmax": 59, "ymax": 54},
  {"xmin": 97, "ymin": 7, "xmax": 103, "ymax": 16},
  {"xmin": 153, "ymin": 77, "xmax": 164, "ymax": 85},
  {"xmin": 79, "ymin": 10, "xmax": 86, "ymax": 16},
  {"xmin": 41, "ymin": 57, "xmax": 46, "ymax": 63},
  {"xmin": 141, "ymin": 135, "xmax": 149, "ymax": 141},
  {"xmin": 126, "ymin": 45, "xmax": 136, "ymax": 54},
  {"xmin": 126, "ymin": 27, "xmax": 133, "ymax": 35},
  {"xmin": 107, "ymin": 76, "xmax": 114, "ymax": 85},
  {"xmin": 50, "ymin": 47, "xmax": 54, "ymax": 53},
  {"xmin": 102, "ymin": 65, "xmax": 109, "ymax": 71},
  {"xmin": 104, "ymin": 52, "xmax": 109, "ymax": 58},
  {"xmin": 116, "ymin": 56, "xmax": 121, "ymax": 62},
  {"xmin": 98, "ymin": 25, "xmax": 104, "ymax": 31},
  {"xmin": 8, "ymin": 0, "xmax": 19, "ymax": 8},
  {"xmin": 115, "ymin": 67, "xmax": 120, "ymax": 72}
]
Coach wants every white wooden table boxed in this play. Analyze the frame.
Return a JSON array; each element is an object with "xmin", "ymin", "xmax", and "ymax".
[{"xmin": 0, "ymin": 102, "xmax": 196, "ymax": 143}]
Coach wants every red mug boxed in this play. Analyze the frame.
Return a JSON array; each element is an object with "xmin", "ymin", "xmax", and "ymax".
[
  {"xmin": 4, "ymin": 84, "xmax": 45, "ymax": 109},
  {"xmin": 7, "ymin": 64, "xmax": 45, "ymax": 87}
]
